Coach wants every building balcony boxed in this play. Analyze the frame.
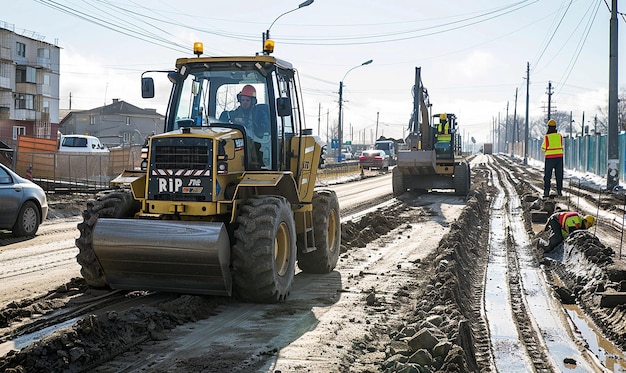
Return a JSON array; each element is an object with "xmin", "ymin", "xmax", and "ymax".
[
  {"xmin": 36, "ymin": 57, "xmax": 51, "ymax": 70},
  {"xmin": 0, "ymin": 76, "xmax": 10, "ymax": 90},
  {"xmin": 37, "ymin": 84, "xmax": 51, "ymax": 96},
  {"xmin": 13, "ymin": 109, "xmax": 37, "ymax": 121},
  {"xmin": 16, "ymin": 82, "xmax": 37, "ymax": 95},
  {"xmin": 0, "ymin": 47, "xmax": 10, "ymax": 61}
]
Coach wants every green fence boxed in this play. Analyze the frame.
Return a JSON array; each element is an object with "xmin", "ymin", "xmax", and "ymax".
[{"xmin": 519, "ymin": 132, "xmax": 625, "ymax": 183}]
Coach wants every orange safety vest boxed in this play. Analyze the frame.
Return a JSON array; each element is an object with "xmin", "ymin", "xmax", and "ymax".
[
  {"xmin": 541, "ymin": 133, "xmax": 563, "ymax": 158},
  {"xmin": 557, "ymin": 212, "xmax": 583, "ymax": 238}
]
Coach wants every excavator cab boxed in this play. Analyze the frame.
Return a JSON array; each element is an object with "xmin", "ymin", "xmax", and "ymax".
[{"xmin": 433, "ymin": 113, "xmax": 456, "ymax": 160}]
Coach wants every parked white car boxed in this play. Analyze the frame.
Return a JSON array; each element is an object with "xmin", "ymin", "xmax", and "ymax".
[{"xmin": 59, "ymin": 135, "xmax": 109, "ymax": 153}]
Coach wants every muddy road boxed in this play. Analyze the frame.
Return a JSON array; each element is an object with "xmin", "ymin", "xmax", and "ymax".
[{"xmin": 2, "ymin": 155, "xmax": 626, "ymax": 372}]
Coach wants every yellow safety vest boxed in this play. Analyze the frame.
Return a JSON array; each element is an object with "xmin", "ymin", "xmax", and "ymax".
[
  {"xmin": 541, "ymin": 133, "xmax": 563, "ymax": 158},
  {"xmin": 557, "ymin": 212, "xmax": 583, "ymax": 238}
]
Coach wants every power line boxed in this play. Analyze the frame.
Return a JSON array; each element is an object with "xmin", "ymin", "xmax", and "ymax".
[{"xmin": 554, "ymin": 0, "xmax": 601, "ymax": 98}]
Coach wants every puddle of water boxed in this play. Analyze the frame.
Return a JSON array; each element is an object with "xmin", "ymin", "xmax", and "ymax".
[
  {"xmin": 564, "ymin": 305, "xmax": 626, "ymax": 372},
  {"xmin": 0, "ymin": 317, "xmax": 78, "ymax": 356},
  {"xmin": 485, "ymin": 189, "xmax": 534, "ymax": 370}
]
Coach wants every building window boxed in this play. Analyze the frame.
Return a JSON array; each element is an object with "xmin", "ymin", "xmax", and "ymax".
[
  {"xmin": 15, "ymin": 94, "xmax": 35, "ymax": 110},
  {"xmin": 16, "ymin": 42, "xmax": 26, "ymax": 57},
  {"xmin": 13, "ymin": 126, "xmax": 26, "ymax": 140},
  {"xmin": 16, "ymin": 66, "xmax": 37, "ymax": 83},
  {"xmin": 123, "ymin": 132, "xmax": 131, "ymax": 144},
  {"xmin": 126, "ymin": 116, "xmax": 131, "ymax": 125},
  {"xmin": 89, "ymin": 115, "xmax": 95, "ymax": 125},
  {"xmin": 37, "ymin": 48, "xmax": 50, "ymax": 59}
]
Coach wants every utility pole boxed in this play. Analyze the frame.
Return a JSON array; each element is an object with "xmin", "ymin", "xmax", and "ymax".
[
  {"xmin": 513, "ymin": 88, "xmax": 518, "ymax": 144},
  {"xmin": 375, "ymin": 111, "xmax": 379, "ymax": 140},
  {"xmin": 607, "ymin": 0, "xmax": 619, "ymax": 190},
  {"xmin": 569, "ymin": 111, "xmax": 573, "ymax": 138},
  {"xmin": 524, "ymin": 62, "xmax": 530, "ymax": 164},
  {"xmin": 497, "ymin": 112, "xmax": 501, "ymax": 153},
  {"xmin": 326, "ymin": 108, "xmax": 329, "ymax": 145},
  {"xmin": 317, "ymin": 103, "xmax": 321, "ymax": 137},
  {"xmin": 505, "ymin": 101, "xmax": 509, "ymax": 154},
  {"xmin": 337, "ymin": 81, "xmax": 343, "ymax": 160},
  {"xmin": 546, "ymin": 81, "xmax": 553, "ymax": 120},
  {"xmin": 581, "ymin": 111, "xmax": 585, "ymax": 135}
]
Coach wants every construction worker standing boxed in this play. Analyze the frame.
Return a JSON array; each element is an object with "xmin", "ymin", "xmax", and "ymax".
[
  {"xmin": 541, "ymin": 119, "xmax": 564, "ymax": 197},
  {"xmin": 539, "ymin": 211, "xmax": 595, "ymax": 252}
]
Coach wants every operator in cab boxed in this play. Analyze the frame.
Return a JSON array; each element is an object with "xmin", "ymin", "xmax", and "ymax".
[
  {"xmin": 219, "ymin": 85, "xmax": 270, "ymax": 140},
  {"xmin": 219, "ymin": 85, "xmax": 271, "ymax": 167}
]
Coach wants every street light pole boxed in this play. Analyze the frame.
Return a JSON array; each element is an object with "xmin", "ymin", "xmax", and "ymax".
[
  {"xmin": 337, "ymin": 59, "xmax": 373, "ymax": 161},
  {"xmin": 263, "ymin": 0, "xmax": 314, "ymax": 53}
]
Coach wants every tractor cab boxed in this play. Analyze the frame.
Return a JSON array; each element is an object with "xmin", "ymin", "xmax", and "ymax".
[{"xmin": 141, "ymin": 44, "xmax": 305, "ymax": 172}]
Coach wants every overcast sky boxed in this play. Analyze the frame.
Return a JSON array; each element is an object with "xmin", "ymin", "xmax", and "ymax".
[{"xmin": 3, "ymin": 0, "xmax": 625, "ymax": 144}]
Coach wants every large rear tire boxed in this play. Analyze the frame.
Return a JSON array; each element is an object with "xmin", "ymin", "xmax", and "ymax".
[
  {"xmin": 232, "ymin": 196, "xmax": 296, "ymax": 303},
  {"xmin": 75, "ymin": 189, "xmax": 140, "ymax": 288},
  {"xmin": 297, "ymin": 190, "xmax": 341, "ymax": 273},
  {"xmin": 392, "ymin": 167, "xmax": 406, "ymax": 196},
  {"xmin": 454, "ymin": 162, "xmax": 470, "ymax": 196}
]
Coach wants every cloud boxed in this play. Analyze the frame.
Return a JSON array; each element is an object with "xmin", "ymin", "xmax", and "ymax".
[{"xmin": 449, "ymin": 50, "xmax": 500, "ymax": 81}]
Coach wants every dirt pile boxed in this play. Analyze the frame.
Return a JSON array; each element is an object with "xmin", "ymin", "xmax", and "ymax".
[
  {"xmin": 1, "ymin": 295, "xmax": 227, "ymax": 373},
  {"xmin": 541, "ymin": 230, "xmax": 626, "ymax": 350},
  {"xmin": 1, "ymin": 195, "xmax": 425, "ymax": 372},
  {"xmin": 45, "ymin": 193, "xmax": 89, "ymax": 219},
  {"xmin": 341, "ymin": 201, "xmax": 427, "ymax": 250},
  {"xmin": 342, "ymin": 167, "xmax": 494, "ymax": 372}
]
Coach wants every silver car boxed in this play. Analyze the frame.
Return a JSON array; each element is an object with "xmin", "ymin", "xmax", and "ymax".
[{"xmin": 0, "ymin": 163, "xmax": 48, "ymax": 236}]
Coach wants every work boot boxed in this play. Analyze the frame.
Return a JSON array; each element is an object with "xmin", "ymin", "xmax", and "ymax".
[
  {"xmin": 557, "ymin": 191, "xmax": 563, "ymax": 196},
  {"xmin": 537, "ymin": 238, "xmax": 549, "ymax": 251},
  {"xmin": 543, "ymin": 190, "xmax": 550, "ymax": 198}
]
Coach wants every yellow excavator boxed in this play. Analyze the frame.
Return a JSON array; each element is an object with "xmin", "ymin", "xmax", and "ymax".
[
  {"xmin": 392, "ymin": 67, "xmax": 470, "ymax": 196},
  {"xmin": 75, "ymin": 41, "xmax": 341, "ymax": 303}
]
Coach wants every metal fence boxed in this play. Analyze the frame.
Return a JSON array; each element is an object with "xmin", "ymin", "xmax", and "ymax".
[
  {"xmin": 15, "ymin": 145, "xmax": 143, "ymax": 193},
  {"xmin": 13, "ymin": 145, "xmax": 360, "ymax": 193},
  {"xmin": 511, "ymin": 132, "xmax": 626, "ymax": 183}
]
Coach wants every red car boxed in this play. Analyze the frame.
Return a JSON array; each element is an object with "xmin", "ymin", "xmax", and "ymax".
[{"xmin": 359, "ymin": 149, "xmax": 390, "ymax": 171}]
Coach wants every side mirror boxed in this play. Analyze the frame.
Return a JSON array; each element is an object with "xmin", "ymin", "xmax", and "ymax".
[
  {"xmin": 141, "ymin": 77, "xmax": 155, "ymax": 98},
  {"xmin": 276, "ymin": 97, "xmax": 292, "ymax": 117}
]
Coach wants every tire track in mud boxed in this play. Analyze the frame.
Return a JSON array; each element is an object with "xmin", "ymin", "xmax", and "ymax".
[
  {"xmin": 0, "ymin": 191, "xmax": 409, "ymax": 372},
  {"xmin": 484, "ymin": 156, "xmax": 599, "ymax": 372}
]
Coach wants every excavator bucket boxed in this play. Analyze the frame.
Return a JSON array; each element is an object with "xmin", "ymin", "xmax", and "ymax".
[
  {"xmin": 92, "ymin": 219, "xmax": 232, "ymax": 296},
  {"xmin": 397, "ymin": 149, "xmax": 437, "ymax": 173}
]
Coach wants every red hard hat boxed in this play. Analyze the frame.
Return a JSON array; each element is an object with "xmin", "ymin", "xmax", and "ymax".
[{"xmin": 240, "ymin": 85, "xmax": 256, "ymax": 98}]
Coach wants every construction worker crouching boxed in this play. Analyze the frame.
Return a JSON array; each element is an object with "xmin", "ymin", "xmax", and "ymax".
[{"xmin": 538, "ymin": 211, "xmax": 595, "ymax": 252}]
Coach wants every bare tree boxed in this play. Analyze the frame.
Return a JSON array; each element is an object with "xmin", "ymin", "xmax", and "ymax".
[{"xmin": 595, "ymin": 89, "xmax": 626, "ymax": 133}]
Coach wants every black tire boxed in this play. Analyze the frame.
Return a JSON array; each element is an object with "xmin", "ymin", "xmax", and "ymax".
[
  {"xmin": 298, "ymin": 190, "xmax": 341, "ymax": 274},
  {"xmin": 232, "ymin": 196, "xmax": 296, "ymax": 303},
  {"xmin": 75, "ymin": 189, "xmax": 140, "ymax": 288},
  {"xmin": 12, "ymin": 201, "xmax": 40, "ymax": 237},
  {"xmin": 392, "ymin": 167, "xmax": 406, "ymax": 196},
  {"xmin": 454, "ymin": 162, "xmax": 470, "ymax": 195}
]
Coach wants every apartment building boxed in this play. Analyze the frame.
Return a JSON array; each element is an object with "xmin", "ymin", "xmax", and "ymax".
[{"xmin": 0, "ymin": 21, "xmax": 60, "ymax": 148}]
